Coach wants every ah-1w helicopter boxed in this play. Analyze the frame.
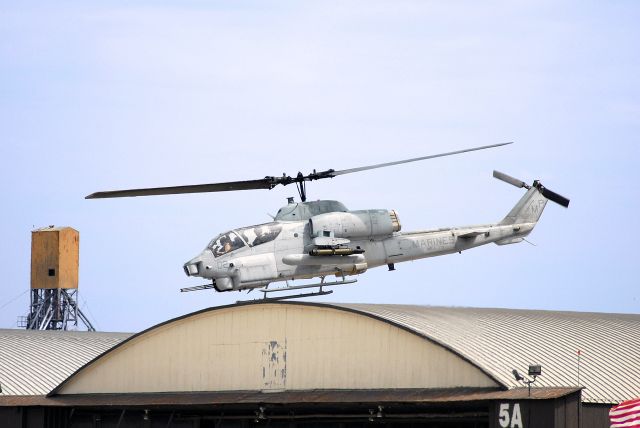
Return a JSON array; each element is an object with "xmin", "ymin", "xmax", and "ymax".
[{"xmin": 86, "ymin": 143, "xmax": 569, "ymax": 300}]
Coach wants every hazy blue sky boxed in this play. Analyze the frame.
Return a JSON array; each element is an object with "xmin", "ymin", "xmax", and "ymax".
[{"xmin": 1, "ymin": 1, "xmax": 638, "ymax": 332}]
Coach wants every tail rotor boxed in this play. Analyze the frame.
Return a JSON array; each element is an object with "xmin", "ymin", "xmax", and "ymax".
[
  {"xmin": 493, "ymin": 170, "xmax": 570, "ymax": 208},
  {"xmin": 492, "ymin": 170, "xmax": 530, "ymax": 190},
  {"xmin": 536, "ymin": 183, "xmax": 570, "ymax": 208}
]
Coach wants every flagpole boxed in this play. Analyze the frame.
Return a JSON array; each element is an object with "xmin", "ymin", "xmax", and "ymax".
[{"xmin": 577, "ymin": 349, "xmax": 582, "ymax": 428}]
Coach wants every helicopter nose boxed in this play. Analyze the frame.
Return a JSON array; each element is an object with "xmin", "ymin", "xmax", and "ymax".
[
  {"xmin": 184, "ymin": 256, "xmax": 206, "ymax": 277},
  {"xmin": 183, "ymin": 260, "xmax": 202, "ymax": 277},
  {"xmin": 184, "ymin": 250, "xmax": 215, "ymax": 277}
]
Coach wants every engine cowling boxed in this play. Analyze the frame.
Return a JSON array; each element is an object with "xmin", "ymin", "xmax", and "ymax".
[{"xmin": 309, "ymin": 209, "xmax": 401, "ymax": 239}]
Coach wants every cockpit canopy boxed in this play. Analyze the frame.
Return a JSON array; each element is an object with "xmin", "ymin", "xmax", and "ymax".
[{"xmin": 208, "ymin": 222, "xmax": 283, "ymax": 257}]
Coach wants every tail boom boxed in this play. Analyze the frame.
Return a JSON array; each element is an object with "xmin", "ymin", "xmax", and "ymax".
[
  {"xmin": 376, "ymin": 174, "xmax": 569, "ymax": 266},
  {"xmin": 379, "ymin": 221, "xmax": 536, "ymax": 266}
]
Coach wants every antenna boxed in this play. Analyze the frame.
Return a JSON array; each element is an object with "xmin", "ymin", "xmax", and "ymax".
[{"xmin": 577, "ymin": 349, "xmax": 581, "ymax": 386}]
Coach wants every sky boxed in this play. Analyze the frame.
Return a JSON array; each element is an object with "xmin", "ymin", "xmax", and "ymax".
[{"xmin": 1, "ymin": 1, "xmax": 638, "ymax": 332}]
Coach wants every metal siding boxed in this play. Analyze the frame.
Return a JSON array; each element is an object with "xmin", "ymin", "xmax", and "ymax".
[
  {"xmin": 336, "ymin": 304, "xmax": 640, "ymax": 404},
  {"xmin": 0, "ymin": 407, "xmax": 23, "ymax": 428},
  {"xmin": 564, "ymin": 393, "xmax": 581, "ymax": 428},
  {"xmin": 581, "ymin": 403, "xmax": 613, "ymax": 428},
  {"xmin": 0, "ymin": 329, "xmax": 130, "ymax": 395}
]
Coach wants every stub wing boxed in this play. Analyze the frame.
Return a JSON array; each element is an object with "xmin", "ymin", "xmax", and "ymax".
[{"xmin": 312, "ymin": 236, "xmax": 351, "ymax": 247}]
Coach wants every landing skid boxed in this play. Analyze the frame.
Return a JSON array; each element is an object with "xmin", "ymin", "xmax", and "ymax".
[
  {"xmin": 256, "ymin": 290, "xmax": 334, "ymax": 302},
  {"xmin": 236, "ymin": 278, "xmax": 357, "ymax": 303}
]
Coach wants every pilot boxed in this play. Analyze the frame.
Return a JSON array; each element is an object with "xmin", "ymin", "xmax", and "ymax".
[
  {"xmin": 230, "ymin": 233, "xmax": 243, "ymax": 250},
  {"xmin": 254, "ymin": 226, "xmax": 274, "ymax": 245},
  {"xmin": 216, "ymin": 236, "xmax": 232, "ymax": 255}
]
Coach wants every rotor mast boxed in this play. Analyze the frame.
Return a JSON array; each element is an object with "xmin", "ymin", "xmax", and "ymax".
[{"xmin": 295, "ymin": 173, "xmax": 307, "ymax": 202}]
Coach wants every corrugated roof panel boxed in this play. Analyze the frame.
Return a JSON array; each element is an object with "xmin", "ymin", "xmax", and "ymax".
[
  {"xmin": 1, "ymin": 304, "xmax": 638, "ymax": 406},
  {"xmin": 0, "ymin": 329, "xmax": 130, "ymax": 395},
  {"xmin": 336, "ymin": 304, "xmax": 640, "ymax": 404}
]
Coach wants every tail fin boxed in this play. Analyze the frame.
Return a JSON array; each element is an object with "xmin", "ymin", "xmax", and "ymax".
[
  {"xmin": 499, "ymin": 187, "xmax": 548, "ymax": 225},
  {"xmin": 493, "ymin": 171, "xmax": 570, "ymax": 226}
]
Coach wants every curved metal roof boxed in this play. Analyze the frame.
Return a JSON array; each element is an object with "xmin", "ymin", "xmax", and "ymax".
[
  {"xmin": 2, "ymin": 304, "xmax": 638, "ymax": 405},
  {"xmin": 0, "ymin": 329, "xmax": 130, "ymax": 395},
  {"xmin": 334, "ymin": 304, "xmax": 640, "ymax": 404}
]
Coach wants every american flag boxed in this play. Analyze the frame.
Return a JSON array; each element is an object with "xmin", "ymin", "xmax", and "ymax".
[{"xmin": 610, "ymin": 398, "xmax": 640, "ymax": 428}]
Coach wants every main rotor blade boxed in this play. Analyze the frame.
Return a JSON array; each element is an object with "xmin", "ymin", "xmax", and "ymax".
[
  {"xmin": 331, "ymin": 142, "xmax": 513, "ymax": 176},
  {"xmin": 85, "ymin": 178, "xmax": 276, "ymax": 199},
  {"xmin": 87, "ymin": 142, "xmax": 512, "ymax": 200}
]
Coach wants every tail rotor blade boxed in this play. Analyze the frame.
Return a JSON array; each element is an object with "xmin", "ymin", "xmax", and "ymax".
[
  {"xmin": 493, "ymin": 170, "xmax": 570, "ymax": 208},
  {"xmin": 493, "ymin": 170, "xmax": 527, "ymax": 189},
  {"xmin": 540, "ymin": 187, "xmax": 570, "ymax": 208}
]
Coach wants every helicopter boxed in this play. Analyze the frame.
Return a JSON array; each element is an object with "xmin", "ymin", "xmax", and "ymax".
[{"xmin": 86, "ymin": 142, "xmax": 569, "ymax": 300}]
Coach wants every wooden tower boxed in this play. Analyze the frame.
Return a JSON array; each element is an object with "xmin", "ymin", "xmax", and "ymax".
[{"xmin": 22, "ymin": 226, "xmax": 95, "ymax": 331}]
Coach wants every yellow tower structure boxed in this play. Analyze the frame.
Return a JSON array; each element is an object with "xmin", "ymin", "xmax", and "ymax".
[
  {"xmin": 31, "ymin": 226, "xmax": 79, "ymax": 290},
  {"xmin": 21, "ymin": 226, "xmax": 95, "ymax": 331}
]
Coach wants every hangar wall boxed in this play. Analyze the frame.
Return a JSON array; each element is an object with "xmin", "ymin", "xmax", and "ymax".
[{"xmin": 56, "ymin": 303, "xmax": 498, "ymax": 394}]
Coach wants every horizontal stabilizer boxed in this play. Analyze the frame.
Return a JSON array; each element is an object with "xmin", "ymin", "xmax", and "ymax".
[
  {"xmin": 495, "ymin": 237, "xmax": 524, "ymax": 246},
  {"xmin": 457, "ymin": 229, "xmax": 489, "ymax": 239}
]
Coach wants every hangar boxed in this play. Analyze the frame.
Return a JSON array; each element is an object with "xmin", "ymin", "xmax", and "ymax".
[{"xmin": 1, "ymin": 302, "xmax": 638, "ymax": 428}]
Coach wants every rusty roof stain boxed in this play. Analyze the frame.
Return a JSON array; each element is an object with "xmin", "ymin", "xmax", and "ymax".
[{"xmin": 0, "ymin": 387, "xmax": 580, "ymax": 407}]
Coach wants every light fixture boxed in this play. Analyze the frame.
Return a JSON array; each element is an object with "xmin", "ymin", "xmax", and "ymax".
[
  {"xmin": 143, "ymin": 409, "xmax": 150, "ymax": 421},
  {"xmin": 512, "ymin": 364, "xmax": 543, "ymax": 396},
  {"xmin": 512, "ymin": 369, "xmax": 524, "ymax": 381},
  {"xmin": 528, "ymin": 364, "xmax": 542, "ymax": 377}
]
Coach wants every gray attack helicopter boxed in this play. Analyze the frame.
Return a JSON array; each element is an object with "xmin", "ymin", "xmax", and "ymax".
[{"xmin": 86, "ymin": 142, "xmax": 569, "ymax": 300}]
